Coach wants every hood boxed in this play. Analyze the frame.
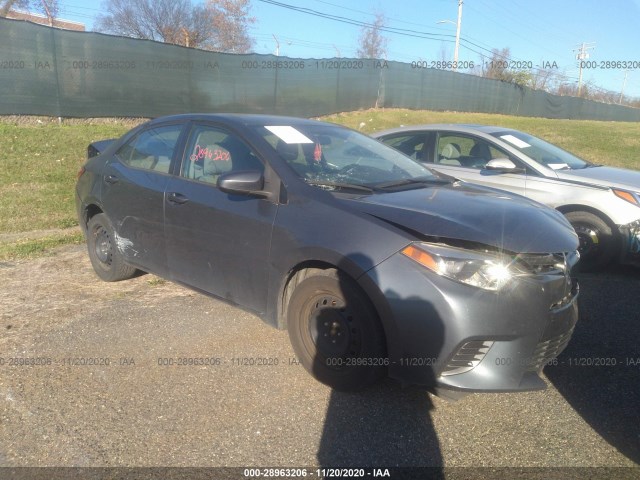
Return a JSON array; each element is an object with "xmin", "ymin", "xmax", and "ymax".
[
  {"xmin": 557, "ymin": 166, "xmax": 640, "ymax": 191},
  {"xmin": 342, "ymin": 183, "xmax": 578, "ymax": 254}
]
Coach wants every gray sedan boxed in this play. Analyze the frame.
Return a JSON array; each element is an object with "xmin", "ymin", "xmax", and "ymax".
[
  {"xmin": 374, "ymin": 125, "xmax": 640, "ymax": 270},
  {"xmin": 76, "ymin": 114, "xmax": 579, "ymax": 396}
]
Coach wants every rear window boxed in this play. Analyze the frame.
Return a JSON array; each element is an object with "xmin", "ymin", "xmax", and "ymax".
[{"xmin": 116, "ymin": 124, "xmax": 182, "ymax": 173}]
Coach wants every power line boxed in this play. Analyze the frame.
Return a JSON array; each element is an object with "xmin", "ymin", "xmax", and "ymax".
[
  {"xmin": 256, "ymin": 0, "xmax": 581, "ymax": 81},
  {"xmin": 256, "ymin": 0, "xmax": 459, "ymax": 42}
]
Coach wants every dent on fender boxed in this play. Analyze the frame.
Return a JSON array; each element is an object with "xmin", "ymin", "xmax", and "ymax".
[{"xmin": 113, "ymin": 231, "xmax": 139, "ymax": 257}]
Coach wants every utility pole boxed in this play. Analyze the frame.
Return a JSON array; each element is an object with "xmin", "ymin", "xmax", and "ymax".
[
  {"xmin": 573, "ymin": 42, "xmax": 595, "ymax": 96},
  {"xmin": 619, "ymin": 70, "xmax": 629, "ymax": 104},
  {"xmin": 272, "ymin": 34, "xmax": 280, "ymax": 56},
  {"xmin": 437, "ymin": 0, "xmax": 463, "ymax": 71},
  {"xmin": 454, "ymin": 0, "xmax": 462, "ymax": 71}
]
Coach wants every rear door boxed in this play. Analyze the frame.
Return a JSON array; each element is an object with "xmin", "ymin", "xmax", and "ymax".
[
  {"xmin": 163, "ymin": 122, "xmax": 278, "ymax": 314},
  {"xmin": 101, "ymin": 122, "xmax": 186, "ymax": 276}
]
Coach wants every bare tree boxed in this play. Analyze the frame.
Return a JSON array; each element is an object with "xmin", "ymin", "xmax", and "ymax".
[
  {"xmin": 0, "ymin": 0, "xmax": 23, "ymax": 16},
  {"xmin": 479, "ymin": 47, "xmax": 512, "ymax": 81},
  {"xmin": 39, "ymin": 0, "xmax": 57, "ymax": 23},
  {"xmin": 477, "ymin": 47, "xmax": 533, "ymax": 87},
  {"xmin": 1, "ymin": 0, "xmax": 59, "ymax": 22},
  {"xmin": 95, "ymin": 0, "xmax": 217, "ymax": 49},
  {"xmin": 357, "ymin": 12, "xmax": 388, "ymax": 59},
  {"xmin": 531, "ymin": 67, "xmax": 559, "ymax": 92},
  {"xmin": 206, "ymin": 0, "xmax": 255, "ymax": 53},
  {"xmin": 437, "ymin": 42, "xmax": 450, "ymax": 64}
]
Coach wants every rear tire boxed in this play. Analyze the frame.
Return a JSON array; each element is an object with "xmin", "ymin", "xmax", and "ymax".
[
  {"xmin": 286, "ymin": 268, "xmax": 386, "ymax": 391},
  {"xmin": 86, "ymin": 213, "xmax": 138, "ymax": 282},
  {"xmin": 564, "ymin": 210, "xmax": 616, "ymax": 271}
]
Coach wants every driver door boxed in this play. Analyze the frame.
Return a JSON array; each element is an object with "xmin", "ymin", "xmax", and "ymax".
[
  {"xmin": 431, "ymin": 133, "xmax": 527, "ymax": 197},
  {"xmin": 163, "ymin": 122, "xmax": 278, "ymax": 314}
]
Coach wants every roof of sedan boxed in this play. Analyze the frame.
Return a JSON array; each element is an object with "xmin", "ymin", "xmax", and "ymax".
[{"xmin": 372, "ymin": 124, "xmax": 516, "ymax": 136}]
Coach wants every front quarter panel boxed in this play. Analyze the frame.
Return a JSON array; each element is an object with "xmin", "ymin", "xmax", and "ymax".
[{"xmin": 266, "ymin": 191, "xmax": 413, "ymax": 328}]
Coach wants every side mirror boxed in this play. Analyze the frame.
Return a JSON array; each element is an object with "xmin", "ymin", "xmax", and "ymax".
[
  {"xmin": 484, "ymin": 158, "xmax": 525, "ymax": 174},
  {"xmin": 217, "ymin": 171, "xmax": 264, "ymax": 195}
]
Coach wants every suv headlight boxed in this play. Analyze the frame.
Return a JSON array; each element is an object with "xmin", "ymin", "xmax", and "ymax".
[
  {"xmin": 612, "ymin": 188, "xmax": 640, "ymax": 206},
  {"xmin": 401, "ymin": 243, "xmax": 515, "ymax": 291}
]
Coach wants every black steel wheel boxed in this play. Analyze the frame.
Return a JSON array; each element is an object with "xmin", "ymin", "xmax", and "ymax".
[
  {"xmin": 86, "ymin": 213, "xmax": 138, "ymax": 282},
  {"xmin": 564, "ymin": 210, "xmax": 616, "ymax": 271},
  {"xmin": 286, "ymin": 268, "xmax": 386, "ymax": 391}
]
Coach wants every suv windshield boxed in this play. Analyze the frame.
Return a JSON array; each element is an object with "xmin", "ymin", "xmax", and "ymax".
[
  {"xmin": 255, "ymin": 123, "xmax": 440, "ymax": 191},
  {"xmin": 492, "ymin": 130, "xmax": 593, "ymax": 170}
]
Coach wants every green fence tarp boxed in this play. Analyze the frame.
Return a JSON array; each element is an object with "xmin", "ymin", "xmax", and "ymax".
[{"xmin": 2, "ymin": 17, "xmax": 639, "ymax": 121}]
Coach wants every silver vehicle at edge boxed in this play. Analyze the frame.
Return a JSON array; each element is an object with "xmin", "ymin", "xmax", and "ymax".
[{"xmin": 374, "ymin": 125, "xmax": 640, "ymax": 270}]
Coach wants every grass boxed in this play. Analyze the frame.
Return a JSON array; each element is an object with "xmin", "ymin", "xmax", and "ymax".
[
  {"xmin": 0, "ymin": 122, "xmax": 134, "ymax": 233},
  {"xmin": 1, "ymin": 110, "xmax": 639, "ymax": 260},
  {"xmin": 322, "ymin": 109, "xmax": 640, "ymax": 169},
  {"xmin": 0, "ymin": 230, "xmax": 84, "ymax": 261}
]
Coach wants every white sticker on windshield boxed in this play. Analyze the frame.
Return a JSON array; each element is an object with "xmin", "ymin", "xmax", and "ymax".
[
  {"xmin": 500, "ymin": 134, "xmax": 531, "ymax": 149},
  {"xmin": 265, "ymin": 126, "xmax": 313, "ymax": 144},
  {"xmin": 548, "ymin": 163, "xmax": 569, "ymax": 170}
]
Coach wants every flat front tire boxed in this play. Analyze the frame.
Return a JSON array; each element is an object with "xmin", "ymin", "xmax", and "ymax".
[
  {"xmin": 286, "ymin": 269, "xmax": 386, "ymax": 391},
  {"xmin": 86, "ymin": 213, "xmax": 138, "ymax": 282}
]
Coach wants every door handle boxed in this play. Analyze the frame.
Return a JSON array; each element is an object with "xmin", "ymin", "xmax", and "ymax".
[
  {"xmin": 167, "ymin": 192, "xmax": 189, "ymax": 205},
  {"xmin": 105, "ymin": 175, "xmax": 119, "ymax": 185}
]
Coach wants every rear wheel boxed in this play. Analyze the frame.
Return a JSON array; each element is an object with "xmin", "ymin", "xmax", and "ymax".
[
  {"xmin": 286, "ymin": 269, "xmax": 386, "ymax": 391},
  {"xmin": 86, "ymin": 213, "xmax": 138, "ymax": 282},
  {"xmin": 564, "ymin": 211, "xmax": 616, "ymax": 271}
]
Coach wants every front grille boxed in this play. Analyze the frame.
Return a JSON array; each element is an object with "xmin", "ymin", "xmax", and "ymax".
[
  {"xmin": 527, "ymin": 327, "xmax": 575, "ymax": 371},
  {"xmin": 441, "ymin": 340, "xmax": 494, "ymax": 376},
  {"xmin": 516, "ymin": 253, "xmax": 566, "ymax": 275}
]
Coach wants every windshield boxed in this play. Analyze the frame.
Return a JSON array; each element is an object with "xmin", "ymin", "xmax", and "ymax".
[
  {"xmin": 254, "ymin": 123, "xmax": 440, "ymax": 191},
  {"xmin": 492, "ymin": 130, "xmax": 593, "ymax": 170}
]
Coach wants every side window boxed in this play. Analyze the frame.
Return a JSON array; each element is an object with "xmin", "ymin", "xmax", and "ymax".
[
  {"xmin": 116, "ymin": 124, "xmax": 182, "ymax": 173},
  {"xmin": 436, "ymin": 134, "xmax": 510, "ymax": 170},
  {"xmin": 181, "ymin": 125, "xmax": 264, "ymax": 185},
  {"xmin": 380, "ymin": 134, "xmax": 426, "ymax": 160}
]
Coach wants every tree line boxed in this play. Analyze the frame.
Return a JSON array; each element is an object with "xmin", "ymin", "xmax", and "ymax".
[
  {"xmin": 1, "ymin": 0, "xmax": 255, "ymax": 53},
  {"xmin": 475, "ymin": 47, "xmax": 639, "ymax": 109}
]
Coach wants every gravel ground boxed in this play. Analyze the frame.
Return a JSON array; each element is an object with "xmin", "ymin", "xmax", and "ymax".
[{"xmin": 0, "ymin": 244, "xmax": 638, "ymax": 472}]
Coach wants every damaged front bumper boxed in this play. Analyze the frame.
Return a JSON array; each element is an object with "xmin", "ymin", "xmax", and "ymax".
[{"xmin": 618, "ymin": 219, "xmax": 640, "ymax": 265}]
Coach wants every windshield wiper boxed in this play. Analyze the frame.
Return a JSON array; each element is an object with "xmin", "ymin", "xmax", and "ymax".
[
  {"xmin": 305, "ymin": 180, "xmax": 375, "ymax": 193},
  {"xmin": 374, "ymin": 177, "xmax": 447, "ymax": 190}
]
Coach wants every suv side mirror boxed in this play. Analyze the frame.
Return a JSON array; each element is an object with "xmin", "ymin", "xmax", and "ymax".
[{"xmin": 484, "ymin": 158, "xmax": 525, "ymax": 174}]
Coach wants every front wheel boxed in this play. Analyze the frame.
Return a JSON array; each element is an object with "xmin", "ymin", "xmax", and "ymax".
[
  {"xmin": 564, "ymin": 210, "xmax": 616, "ymax": 271},
  {"xmin": 286, "ymin": 269, "xmax": 386, "ymax": 391},
  {"xmin": 86, "ymin": 213, "xmax": 138, "ymax": 282}
]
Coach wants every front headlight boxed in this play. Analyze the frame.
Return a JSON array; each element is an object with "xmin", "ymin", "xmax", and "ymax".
[{"xmin": 401, "ymin": 243, "xmax": 515, "ymax": 291}]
